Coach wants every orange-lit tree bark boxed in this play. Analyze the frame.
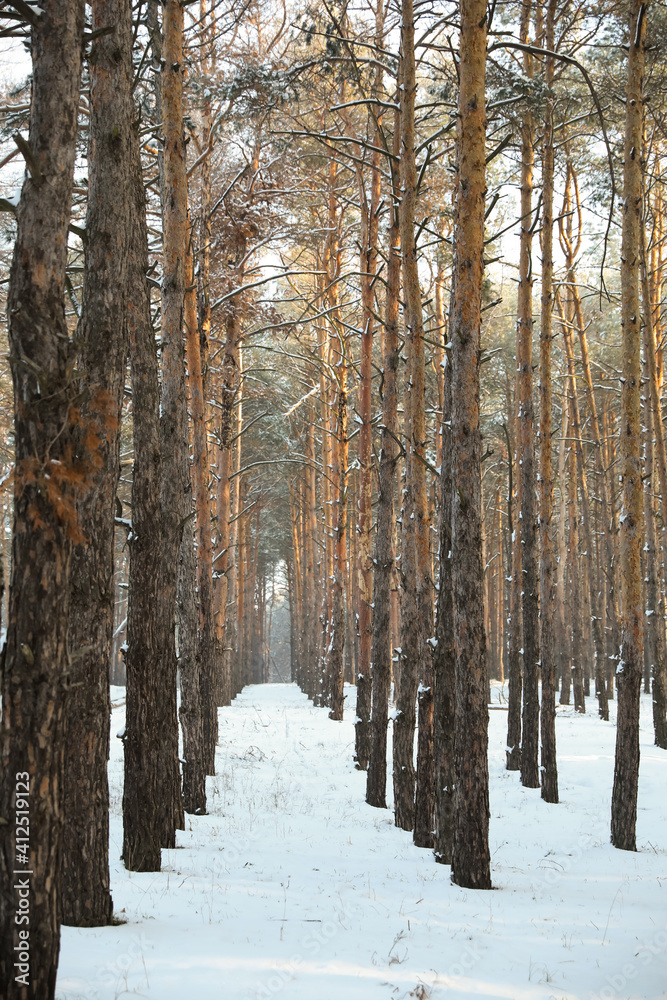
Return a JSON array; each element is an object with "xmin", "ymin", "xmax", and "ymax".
[
  {"xmin": 559, "ymin": 298, "xmax": 606, "ymax": 717},
  {"xmin": 640, "ymin": 217, "xmax": 667, "ymax": 576},
  {"xmin": 304, "ymin": 414, "xmax": 318, "ymax": 698},
  {"xmin": 642, "ymin": 364, "xmax": 667, "ymax": 748},
  {"xmin": 611, "ymin": 0, "xmax": 646, "ymax": 853},
  {"xmin": 558, "ymin": 172, "xmax": 608, "ymax": 721},
  {"xmin": 639, "ymin": 225, "xmax": 667, "ymax": 747},
  {"xmin": 214, "ymin": 307, "xmax": 241, "ymax": 707},
  {"xmin": 214, "ymin": 210, "xmax": 253, "ymax": 703},
  {"xmin": 61, "ymin": 0, "xmax": 134, "ymax": 925},
  {"xmin": 0, "ymin": 3, "xmax": 85, "ymax": 994},
  {"xmin": 180, "ymin": 222, "xmax": 209, "ymax": 810},
  {"xmin": 317, "ymin": 294, "xmax": 334, "ymax": 705},
  {"xmin": 450, "ymin": 0, "xmax": 491, "ymax": 890},
  {"xmin": 558, "ymin": 162, "xmax": 618, "ymax": 693}
]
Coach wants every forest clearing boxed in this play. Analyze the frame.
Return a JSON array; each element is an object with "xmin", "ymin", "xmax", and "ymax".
[{"xmin": 0, "ymin": 0, "xmax": 667, "ymax": 997}]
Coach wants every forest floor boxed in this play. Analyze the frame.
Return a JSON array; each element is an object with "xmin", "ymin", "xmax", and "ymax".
[{"xmin": 56, "ymin": 680, "xmax": 667, "ymax": 1000}]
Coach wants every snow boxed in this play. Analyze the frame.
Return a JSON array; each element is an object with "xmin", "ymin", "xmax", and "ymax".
[{"xmin": 56, "ymin": 682, "xmax": 667, "ymax": 1000}]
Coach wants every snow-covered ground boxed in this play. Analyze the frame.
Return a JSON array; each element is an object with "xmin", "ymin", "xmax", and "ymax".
[{"xmin": 56, "ymin": 681, "xmax": 667, "ymax": 1000}]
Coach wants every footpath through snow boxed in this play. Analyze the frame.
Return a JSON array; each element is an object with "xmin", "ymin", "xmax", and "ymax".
[{"xmin": 57, "ymin": 682, "xmax": 667, "ymax": 1000}]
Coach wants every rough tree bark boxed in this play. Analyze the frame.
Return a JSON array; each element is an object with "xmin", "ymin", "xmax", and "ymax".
[
  {"xmin": 560, "ymin": 303, "xmax": 607, "ymax": 718},
  {"xmin": 434, "ymin": 283, "xmax": 456, "ymax": 863},
  {"xmin": 611, "ymin": 0, "xmax": 646, "ymax": 853},
  {"xmin": 450, "ymin": 0, "xmax": 492, "ymax": 890},
  {"xmin": 556, "ymin": 404, "xmax": 570, "ymax": 705},
  {"xmin": 158, "ymin": 0, "xmax": 188, "ymax": 840},
  {"xmin": 640, "ymin": 230, "xmax": 667, "ymax": 748},
  {"xmin": 558, "ymin": 169, "xmax": 608, "ymax": 721},
  {"xmin": 327, "ymin": 330, "xmax": 348, "ymax": 721},
  {"xmin": 354, "ymin": 0, "xmax": 383, "ymax": 768},
  {"xmin": 367, "ymin": 110, "xmax": 400, "ymax": 808},
  {"xmin": 538, "ymin": 0, "xmax": 559, "ymax": 804},
  {"xmin": 122, "ymin": 103, "xmax": 165, "ymax": 874},
  {"xmin": 565, "ymin": 417, "xmax": 586, "ymax": 714},
  {"xmin": 317, "ymin": 287, "xmax": 333, "ymax": 706},
  {"xmin": 642, "ymin": 370, "xmax": 667, "ymax": 749},
  {"xmin": 325, "ymin": 159, "xmax": 348, "ymax": 722},
  {"xmin": 505, "ymin": 388, "xmax": 522, "ymax": 769},
  {"xmin": 214, "ymin": 307, "xmax": 241, "ymax": 708},
  {"xmin": 61, "ymin": 0, "xmax": 134, "ymax": 925},
  {"xmin": 0, "ymin": 3, "xmax": 85, "ymax": 996},
  {"xmin": 398, "ymin": 0, "xmax": 435, "ymax": 847},
  {"xmin": 517, "ymin": 0, "xmax": 540, "ymax": 790},
  {"xmin": 180, "ymin": 222, "xmax": 209, "ymax": 812}
]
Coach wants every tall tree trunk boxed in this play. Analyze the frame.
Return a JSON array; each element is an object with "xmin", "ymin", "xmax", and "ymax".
[
  {"xmin": 325, "ymin": 160, "xmax": 348, "ymax": 722},
  {"xmin": 392, "ymin": 74, "xmax": 418, "ymax": 832},
  {"xmin": 558, "ymin": 168, "xmax": 609, "ymax": 720},
  {"xmin": 560, "ymin": 306, "xmax": 607, "ymax": 718},
  {"xmin": 450, "ymin": 0, "xmax": 491, "ymax": 890},
  {"xmin": 0, "ymin": 3, "xmax": 84, "ymax": 994},
  {"xmin": 640, "ymin": 213, "xmax": 667, "ymax": 576},
  {"xmin": 639, "ymin": 229, "xmax": 667, "ymax": 748},
  {"xmin": 611, "ymin": 0, "xmax": 646, "ymax": 852},
  {"xmin": 505, "ymin": 386, "xmax": 522, "ymax": 769},
  {"xmin": 180, "ymin": 224, "xmax": 208, "ymax": 812},
  {"xmin": 198, "ymin": 0, "xmax": 213, "ymax": 388},
  {"xmin": 177, "ymin": 493, "xmax": 204, "ymax": 806},
  {"xmin": 61, "ymin": 0, "xmax": 134, "ymax": 925},
  {"xmin": 214, "ymin": 263, "xmax": 243, "ymax": 704},
  {"xmin": 434, "ymin": 283, "xmax": 455, "ymax": 863},
  {"xmin": 328, "ymin": 332, "xmax": 348, "ymax": 720},
  {"xmin": 318, "ymin": 295, "xmax": 333, "ymax": 706},
  {"xmin": 558, "ymin": 162, "xmax": 619, "ymax": 682},
  {"xmin": 496, "ymin": 491, "xmax": 504, "ymax": 682},
  {"xmin": 517, "ymin": 0, "xmax": 540, "ymax": 790},
  {"xmin": 304, "ymin": 415, "xmax": 318, "ymax": 698},
  {"xmin": 345, "ymin": 482, "xmax": 356, "ymax": 686},
  {"xmin": 354, "ymin": 10, "xmax": 383, "ymax": 765},
  {"xmin": 567, "ymin": 434, "xmax": 586, "ymax": 714},
  {"xmin": 538, "ymin": 0, "xmax": 559, "ymax": 804},
  {"xmin": 642, "ymin": 367, "xmax": 667, "ymax": 748},
  {"xmin": 236, "ymin": 476, "xmax": 247, "ymax": 691},
  {"xmin": 289, "ymin": 479, "xmax": 304, "ymax": 690},
  {"xmin": 571, "ymin": 294, "xmax": 620, "ymax": 690},
  {"xmin": 158, "ymin": 0, "xmax": 188, "ymax": 841},
  {"xmin": 557, "ymin": 404, "xmax": 571, "ymax": 705},
  {"xmin": 399, "ymin": 0, "xmax": 435, "ymax": 847},
  {"xmin": 367, "ymin": 112, "xmax": 400, "ymax": 808},
  {"xmin": 122, "ymin": 106, "xmax": 165, "ymax": 874}
]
